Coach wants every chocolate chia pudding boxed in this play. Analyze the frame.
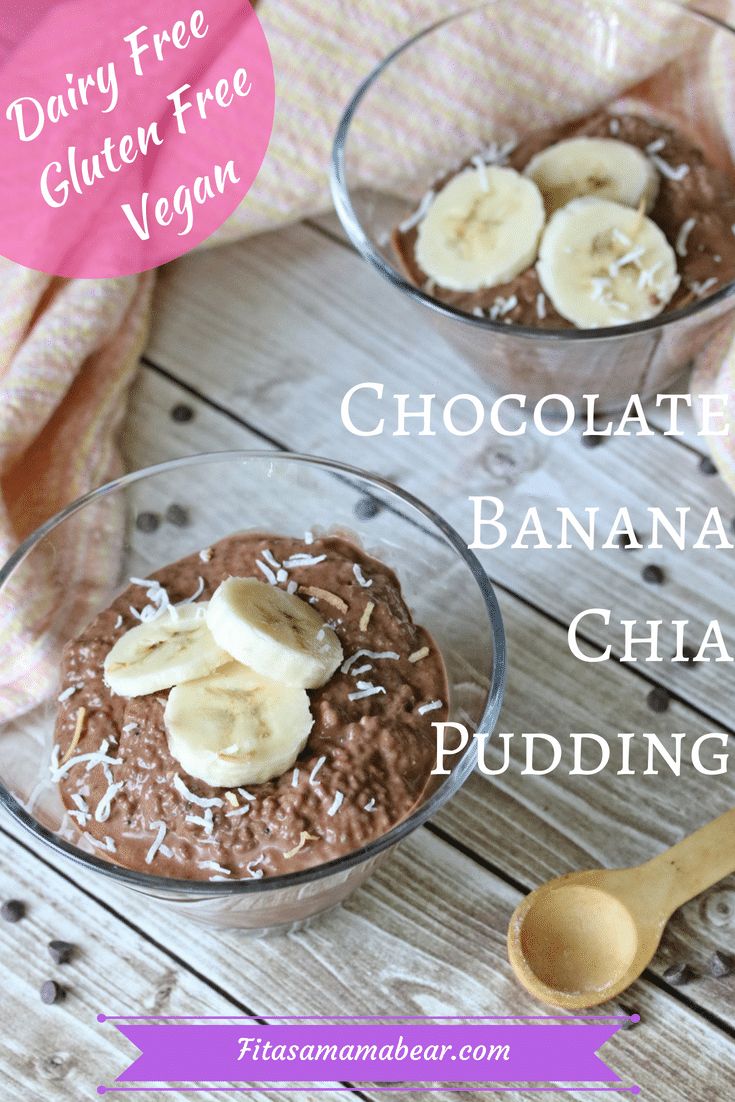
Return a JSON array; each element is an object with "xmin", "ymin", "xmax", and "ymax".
[
  {"xmin": 392, "ymin": 111, "xmax": 735, "ymax": 329},
  {"xmin": 51, "ymin": 534, "xmax": 448, "ymax": 882}
]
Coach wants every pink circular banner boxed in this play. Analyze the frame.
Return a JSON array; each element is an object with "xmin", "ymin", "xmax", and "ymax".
[{"xmin": 0, "ymin": 1, "xmax": 275, "ymax": 277}]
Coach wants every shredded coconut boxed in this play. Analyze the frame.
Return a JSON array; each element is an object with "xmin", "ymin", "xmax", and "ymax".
[
  {"xmin": 470, "ymin": 155, "xmax": 489, "ymax": 191},
  {"xmin": 327, "ymin": 791, "xmax": 344, "ymax": 817},
  {"xmin": 145, "ymin": 821, "xmax": 168, "ymax": 865},
  {"xmin": 70, "ymin": 792, "xmax": 91, "ymax": 826},
  {"xmin": 481, "ymin": 138, "xmax": 516, "ymax": 164},
  {"xmin": 129, "ymin": 578, "xmax": 178, "ymax": 624},
  {"xmin": 185, "ymin": 808, "xmax": 214, "ymax": 836},
  {"xmin": 342, "ymin": 649, "xmax": 399, "ymax": 674},
  {"xmin": 86, "ymin": 834, "xmax": 116, "ymax": 854},
  {"xmin": 51, "ymin": 739, "xmax": 121, "ymax": 781},
  {"xmin": 649, "ymin": 153, "xmax": 689, "ymax": 182},
  {"xmin": 418, "ymin": 699, "xmax": 443, "ymax": 715},
  {"xmin": 57, "ymin": 685, "xmax": 81, "ymax": 703},
  {"xmin": 352, "ymin": 564, "xmax": 372, "ymax": 588},
  {"xmin": 256, "ymin": 559, "xmax": 277, "ymax": 585},
  {"xmin": 199, "ymin": 547, "xmax": 213, "ymax": 562},
  {"xmin": 246, "ymin": 856, "xmax": 265, "ymax": 880},
  {"xmin": 689, "ymin": 276, "xmax": 718, "ymax": 297},
  {"xmin": 261, "ymin": 549, "xmax": 281, "ymax": 570},
  {"xmin": 408, "ymin": 647, "xmax": 430, "ymax": 664},
  {"xmin": 309, "ymin": 756, "xmax": 326, "ymax": 784},
  {"xmin": 646, "ymin": 137, "xmax": 667, "ymax": 155},
  {"xmin": 364, "ymin": 798, "xmax": 376, "ymax": 813},
  {"xmin": 676, "ymin": 217, "xmax": 697, "ymax": 258},
  {"xmin": 291, "ymin": 768, "xmax": 299, "ymax": 788},
  {"xmin": 489, "ymin": 295, "xmax": 518, "ymax": 320},
  {"xmin": 348, "ymin": 683, "xmax": 387, "ymax": 701},
  {"xmin": 283, "ymin": 553, "xmax": 327, "ymax": 569},
  {"xmin": 225, "ymin": 803, "xmax": 251, "ymax": 818},
  {"xmin": 199, "ymin": 860, "xmax": 231, "ymax": 875},
  {"xmin": 61, "ymin": 706, "xmax": 87, "ymax": 764},
  {"xmin": 536, "ymin": 293, "xmax": 546, "ymax": 320},
  {"xmin": 398, "ymin": 189, "xmax": 435, "ymax": 233},
  {"xmin": 359, "ymin": 602, "xmax": 375, "ymax": 631},
  {"xmin": 284, "ymin": 831, "xmax": 318, "ymax": 859},
  {"xmin": 94, "ymin": 781, "xmax": 123, "ymax": 823},
  {"xmin": 637, "ymin": 261, "xmax": 663, "ymax": 291},
  {"xmin": 173, "ymin": 774, "xmax": 224, "ymax": 808},
  {"xmin": 609, "ymin": 246, "xmax": 645, "ymax": 277},
  {"xmin": 179, "ymin": 576, "xmax": 205, "ymax": 605},
  {"xmin": 301, "ymin": 586, "xmax": 348, "ymax": 613}
]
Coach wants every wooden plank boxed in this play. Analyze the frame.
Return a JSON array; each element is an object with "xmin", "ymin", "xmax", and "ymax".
[
  {"xmin": 3, "ymin": 817, "xmax": 733, "ymax": 1102},
  {"xmin": 125, "ymin": 367, "xmax": 735, "ymax": 1023},
  {"xmin": 0, "ymin": 828, "xmax": 328, "ymax": 1102},
  {"xmin": 146, "ymin": 225, "xmax": 735, "ymax": 731}
]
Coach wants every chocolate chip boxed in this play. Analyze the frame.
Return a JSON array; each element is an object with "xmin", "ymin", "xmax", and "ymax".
[
  {"xmin": 709, "ymin": 950, "xmax": 733, "ymax": 979},
  {"xmin": 165, "ymin": 503, "xmax": 190, "ymax": 528},
  {"xmin": 646, "ymin": 687, "xmax": 670, "ymax": 714},
  {"xmin": 642, "ymin": 564, "xmax": 665, "ymax": 585},
  {"xmin": 699, "ymin": 456, "xmax": 718, "ymax": 476},
  {"xmin": 663, "ymin": 962, "xmax": 694, "ymax": 986},
  {"xmin": 48, "ymin": 940, "xmax": 74, "ymax": 966},
  {"xmin": 135, "ymin": 511, "xmax": 160, "ymax": 534},
  {"xmin": 171, "ymin": 403, "xmax": 194, "ymax": 423},
  {"xmin": 40, "ymin": 980, "xmax": 65, "ymax": 1005},
  {"xmin": 617, "ymin": 531, "xmax": 641, "ymax": 551},
  {"xmin": 581, "ymin": 433, "xmax": 605, "ymax": 449},
  {"xmin": 354, "ymin": 497, "xmax": 381, "ymax": 520},
  {"xmin": 1, "ymin": 900, "xmax": 25, "ymax": 923}
]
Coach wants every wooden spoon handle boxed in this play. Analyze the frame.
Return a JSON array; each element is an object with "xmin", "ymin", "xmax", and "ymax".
[{"xmin": 645, "ymin": 808, "xmax": 735, "ymax": 914}]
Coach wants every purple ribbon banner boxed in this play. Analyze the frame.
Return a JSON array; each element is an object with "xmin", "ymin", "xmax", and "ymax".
[{"xmin": 100, "ymin": 1017, "xmax": 631, "ymax": 1089}]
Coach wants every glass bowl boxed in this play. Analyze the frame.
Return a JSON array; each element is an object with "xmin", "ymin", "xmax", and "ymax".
[
  {"xmin": 331, "ymin": 0, "xmax": 735, "ymax": 412},
  {"xmin": 0, "ymin": 452, "xmax": 505, "ymax": 931}
]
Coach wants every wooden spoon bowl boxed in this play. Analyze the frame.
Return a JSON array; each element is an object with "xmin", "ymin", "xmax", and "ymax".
[{"xmin": 508, "ymin": 809, "xmax": 735, "ymax": 1009}]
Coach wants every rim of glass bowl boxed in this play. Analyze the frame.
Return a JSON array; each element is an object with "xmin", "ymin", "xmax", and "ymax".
[
  {"xmin": 0, "ymin": 451, "xmax": 506, "ymax": 896},
  {"xmin": 331, "ymin": 1, "xmax": 735, "ymax": 343}
]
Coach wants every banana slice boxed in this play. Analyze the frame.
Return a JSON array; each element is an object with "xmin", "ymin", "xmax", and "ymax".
[
  {"xmin": 104, "ymin": 604, "xmax": 229, "ymax": 697},
  {"xmin": 164, "ymin": 662, "xmax": 313, "ymax": 787},
  {"xmin": 414, "ymin": 166, "xmax": 545, "ymax": 292},
  {"xmin": 525, "ymin": 137, "xmax": 659, "ymax": 215},
  {"xmin": 206, "ymin": 578, "xmax": 343, "ymax": 689},
  {"xmin": 537, "ymin": 197, "xmax": 680, "ymax": 328}
]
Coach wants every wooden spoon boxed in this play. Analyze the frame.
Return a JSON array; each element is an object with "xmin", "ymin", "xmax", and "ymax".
[{"xmin": 507, "ymin": 809, "xmax": 735, "ymax": 1009}]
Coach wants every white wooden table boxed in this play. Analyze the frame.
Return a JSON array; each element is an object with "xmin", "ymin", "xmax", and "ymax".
[{"xmin": 1, "ymin": 216, "xmax": 734, "ymax": 1101}]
